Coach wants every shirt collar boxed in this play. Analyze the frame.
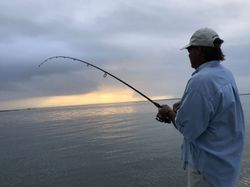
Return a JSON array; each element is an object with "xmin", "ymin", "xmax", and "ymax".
[{"xmin": 192, "ymin": 60, "xmax": 220, "ymax": 76}]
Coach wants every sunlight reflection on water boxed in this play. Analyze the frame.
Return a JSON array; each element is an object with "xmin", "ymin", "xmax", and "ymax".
[
  {"xmin": 0, "ymin": 97, "xmax": 249, "ymax": 187},
  {"xmin": 41, "ymin": 103, "xmax": 137, "ymax": 122}
]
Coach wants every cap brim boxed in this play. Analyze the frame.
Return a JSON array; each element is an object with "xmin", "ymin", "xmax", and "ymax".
[{"xmin": 180, "ymin": 44, "xmax": 191, "ymax": 50}]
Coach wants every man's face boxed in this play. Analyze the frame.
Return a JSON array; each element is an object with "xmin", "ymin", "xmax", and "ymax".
[{"xmin": 187, "ymin": 46, "xmax": 203, "ymax": 69}]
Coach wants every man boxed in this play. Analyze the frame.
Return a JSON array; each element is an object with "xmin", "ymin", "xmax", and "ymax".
[{"xmin": 156, "ymin": 28, "xmax": 245, "ymax": 187}]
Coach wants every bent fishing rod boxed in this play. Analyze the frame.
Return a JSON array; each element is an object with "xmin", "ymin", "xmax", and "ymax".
[{"xmin": 39, "ymin": 56, "xmax": 162, "ymax": 109}]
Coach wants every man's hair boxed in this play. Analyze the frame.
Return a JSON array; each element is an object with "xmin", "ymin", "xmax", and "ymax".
[{"xmin": 201, "ymin": 38, "xmax": 225, "ymax": 61}]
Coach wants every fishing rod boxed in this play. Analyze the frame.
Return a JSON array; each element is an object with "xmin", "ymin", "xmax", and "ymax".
[
  {"xmin": 39, "ymin": 56, "xmax": 163, "ymax": 108},
  {"xmin": 39, "ymin": 56, "xmax": 172, "ymax": 124}
]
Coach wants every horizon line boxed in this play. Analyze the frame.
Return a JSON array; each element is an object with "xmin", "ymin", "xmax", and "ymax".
[{"xmin": 1, "ymin": 93, "xmax": 250, "ymax": 113}]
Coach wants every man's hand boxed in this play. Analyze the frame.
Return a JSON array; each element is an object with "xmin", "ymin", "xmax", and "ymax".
[
  {"xmin": 156, "ymin": 105, "xmax": 173, "ymax": 124},
  {"xmin": 173, "ymin": 101, "xmax": 181, "ymax": 113}
]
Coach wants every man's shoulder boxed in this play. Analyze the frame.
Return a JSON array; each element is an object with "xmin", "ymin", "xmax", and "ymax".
[
  {"xmin": 188, "ymin": 64, "xmax": 237, "ymax": 101},
  {"xmin": 188, "ymin": 68, "xmax": 223, "ymax": 96}
]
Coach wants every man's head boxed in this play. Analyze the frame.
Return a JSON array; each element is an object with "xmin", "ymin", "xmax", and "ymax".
[
  {"xmin": 182, "ymin": 28, "xmax": 225, "ymax": 69},
  {"xmin": 182, "ymin": 28, "xmax": 223, "ymax": 49}
]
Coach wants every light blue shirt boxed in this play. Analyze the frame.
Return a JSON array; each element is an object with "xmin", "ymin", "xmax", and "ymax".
[{"xmin": 176, "ymin": 61, "xmax": 245, "ymax": 187}]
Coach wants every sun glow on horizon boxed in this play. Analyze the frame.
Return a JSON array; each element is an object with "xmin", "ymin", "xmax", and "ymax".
[
  {"xmin": 0, "ymin": 87, "xmax": 174, "ymax": 110},
  {"xmin": 39, "ymin": 88, "xmax": 140, "ymax": 107}
]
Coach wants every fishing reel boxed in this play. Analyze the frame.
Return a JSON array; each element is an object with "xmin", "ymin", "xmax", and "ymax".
[{"xmin": 155, "ymin": 113, "xmax": 171, "ymax": 124}]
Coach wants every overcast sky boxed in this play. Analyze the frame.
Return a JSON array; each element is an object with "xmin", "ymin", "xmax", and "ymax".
[{"xmin": 0, "ymin": 0, "xmax": 250, "ymax": 110}]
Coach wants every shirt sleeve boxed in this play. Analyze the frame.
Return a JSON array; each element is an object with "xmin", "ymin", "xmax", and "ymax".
[{"xmin": 176, "ymin": 90, "xmax": 214, "ymax": 141}]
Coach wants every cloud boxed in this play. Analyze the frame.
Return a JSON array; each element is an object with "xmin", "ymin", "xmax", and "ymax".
[{"xmin": 0, "ymin": 0, "xmax": 250, "ymax": 109}]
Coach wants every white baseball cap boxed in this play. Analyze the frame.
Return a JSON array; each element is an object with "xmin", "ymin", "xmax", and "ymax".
[{"xmin": 181, "ymin": 28, "xmax": 223, "ymax": 50}]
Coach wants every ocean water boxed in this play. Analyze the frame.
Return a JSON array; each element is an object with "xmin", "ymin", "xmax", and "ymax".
[{"xmin": 0, "ymin": 96, "xmax": 249, "ymax": 187}]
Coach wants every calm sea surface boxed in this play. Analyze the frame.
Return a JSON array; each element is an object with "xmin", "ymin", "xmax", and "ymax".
[{"xmin": 0, "ymin": 96, "xmax": 249, "ymax": 187}]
